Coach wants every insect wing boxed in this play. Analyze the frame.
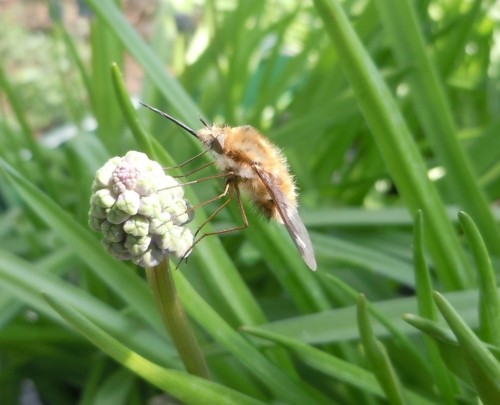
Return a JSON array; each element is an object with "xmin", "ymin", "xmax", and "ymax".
[{"xmin": 254, "ymin": 167, "xmax": 317, "ymax": 271}]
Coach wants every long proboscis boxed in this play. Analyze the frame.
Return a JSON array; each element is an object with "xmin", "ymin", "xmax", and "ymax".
[{"xmin": 139, "ymin": 101, "xmax": 199, "ymax": 138}]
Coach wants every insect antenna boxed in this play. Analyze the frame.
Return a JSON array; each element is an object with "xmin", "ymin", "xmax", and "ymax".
[
  {"xmin": 199, "ymin": 117, "xmax": 210, "ymax": 127},
  {"xmin": 139, "ymin": 101, "xmax": 199, "ymax": 139}
]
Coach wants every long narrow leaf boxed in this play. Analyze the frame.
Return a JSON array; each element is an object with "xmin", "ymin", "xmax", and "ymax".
[
  {"xmin": 374, "ymin": 0, "xmax": 500, "ymax": 255},
  {"xmin": 312, "ymin": 0, "xmax": 472, "ymax": 289},
  {"xmin": 0, "ymin": 158, "xmax": 161, "ymax": 331},
  {"xmin": 357, "ymin": 295, "xmax": 407, "ymax": 405},
  {"xmin": 434, "ymin": 291, "xmax": 500, "ymax": 404},
  {"xmin": 243, "ymin": 325, "xmax": 438, "ymax": 405},
  {"xmin": 0, "ymin": 248, "xmax": 176, "ymax": 368},
  {"xmin": 0, "ymin": 66, "xmax": 57, "ymax": 199},
  {"xmin": 458, "ymin": 211, "xmax": 500, "ymax": 347},
  {"xmin": 43, "ymin": 293, "xmax": 265, "ymax": 405},
  {"xmin": 412, "ymin": 211, "xmax": 459, "ymax": 403},
  {"xmin": 85, "ymin": 0, "xmax": 200, "ymax": 127},
  {"xmin": 174, "ymin": 271, "xmax": 331, "ymax": 405},
  {"xmin": 260, "ymin": 288, "xmax": 482, "ymax": 344}
]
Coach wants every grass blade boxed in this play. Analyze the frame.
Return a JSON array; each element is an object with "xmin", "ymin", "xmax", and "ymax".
[
  {"xmin": 110, "ymin": 63, "xmax": 155, "ymax": 158},
  {"xmin": 85, "ymin": 0, "xmax": 200, "ymax": 126},
  {"xmin": 242, "ymin": 325, "xmax": 384, "ymax": 397},
  {"xmin": 0, "ymin": 66, "xmax": 57, "ymax": 199},
  {"xmin": 433, "ymin": 291, "xmax": 500, "ymax": 403},
  {"xmin": 174, "ymin": 271, "xmax": 331, "ymax": 405},
  {"xmin": 43, "ymin": 293, "xmax": 265, "ymax": 405},
  {"xmin": 357, "ymin": 294, "xmax": 407, "ymax": 405},
  {"xmin": 412, "ymin": 211, "xmax": 459, "ymax": 402},
  {"xmin": 0, "ymin": 158, "xmax": 160, "ymax": 330},
  {"xmin": 373, "ymin": 0, "xmax": 500, "ymax": 256},
  {"xmin": 312, "ymin": 0, "xmax": 472, "ymax": 289},
  {"xmin": 0, "ymin": 248, "xmax": 176, "ymax": 368},
  {"xmin": 458, "ymin": 211, "xmax": 500, "ymax": 347}
]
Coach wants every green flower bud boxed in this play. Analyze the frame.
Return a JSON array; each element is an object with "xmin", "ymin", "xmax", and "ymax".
[
  {"xmin": 150, "ymin": 212, "xmax": 172, "ymax": 236},
  {"xmin": 94, "ymin": 157, "xmax": 121, "ymax": 188},
  {"xmin": 101, "ymin": 221, "xmax": 125, "ymax": 243},
  {"xmin": 132, "ymin": 246, "xmax": 164, "ymax": 268},
  {"xmin": 115, "ymin": 190, "xmax": 141, "ymax": 215},
  {"xmin": 89, "ymin": 151, "xmax": 194, "ymax": 268},
  {"xmin": 125, "ymin": 234, "xmax": 152, "ymax": 255},
  {"xmin": 123, "ymin": 215, "xmax": 150, "ymax": 237},
  {"xmin": 107, "ymin": 205, "xmax": 132, "ymax": 225},
  {"xmin": 93, "ymin": 189, "xmax": 116, "ymax": 209},
  {"xmin": 103, "ymin": 240, "xmax": 131, "ymax": 260},
  {"xmin": 88, "ymin": 203, "xmax": 107, "ymax": 220},
  {"xmin": 88, "ymin": 216, "xmax": 105, "ymax": 232},
  {"xmin": 137, "ymin": 194, "xmax": 161, "ymax": 217}
]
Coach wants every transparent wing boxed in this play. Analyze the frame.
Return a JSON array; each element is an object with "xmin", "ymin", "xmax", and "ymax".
[{"xmin": 254, "ymin": 167, "xmax": 317, "ymax": 271}]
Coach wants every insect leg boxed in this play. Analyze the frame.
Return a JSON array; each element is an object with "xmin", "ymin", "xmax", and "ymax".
[
  {"xmin": 178, "ymin": 183, "xmax": 249, "ymax": 266},
  {"xmin": 169, "ymin": 176, "xmax": 233, "ymax": 225},
  {"xmin": 192, "ymin": 181, "xmax": 233, "ymax": 239},
  {"xmin": 158, "ymin": 172, "xmax": 235, "ymax": 234},
  {"xmin": 175, "ymin": 160, "xmax": 216, "ymax": 178},
  {"xmin": 165, "ymin": 149, "xmax": 212, "ymax": 172},
  {"xmin": 161, "ymin": 171, "xmax": 231, "ymax": 192},
  {"xmin": 197, "ymin": 183, "xmax": 249, "ymax": 238}
]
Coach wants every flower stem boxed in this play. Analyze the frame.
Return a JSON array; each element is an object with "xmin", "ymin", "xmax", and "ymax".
[{"xmin": 146, "ymin": 259, "xmax": 210, "ymax": 379}]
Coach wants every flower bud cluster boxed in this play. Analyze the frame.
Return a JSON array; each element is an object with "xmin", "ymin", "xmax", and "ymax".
[{"xmin": 88, "ymin": 151, "xmax": 194, "ymax": 268}]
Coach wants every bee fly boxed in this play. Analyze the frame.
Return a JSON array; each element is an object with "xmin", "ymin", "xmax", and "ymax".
[{"xmin": 140, "ymin": 102, "xmax": 317, "ymax": 271}]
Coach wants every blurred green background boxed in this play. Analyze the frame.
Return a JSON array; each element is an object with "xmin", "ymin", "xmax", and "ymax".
[{"xmin": 1, "ymin": 0, "xmax": 500, "ymax": 404}]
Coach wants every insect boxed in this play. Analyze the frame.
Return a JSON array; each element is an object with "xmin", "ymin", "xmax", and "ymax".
[{"xmin": 140, "ymin": 102, "xmax": 317, "ymax": 271}]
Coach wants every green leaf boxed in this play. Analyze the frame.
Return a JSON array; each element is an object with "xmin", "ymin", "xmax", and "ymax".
[
  {"xmin": 433, "ymin": 291, "xmax": 500, "ymax": 404},
  {"xmin": 85, "ymin": 0, "xmax": 200, "ymax": 127},
  {"xmin": 110, "ymin": 63, "xmax": 155, "ymax": 159},
  {"xmin": 357, "ymin": 295, "xmax": 407, "ymax": 405},
  {"xmin": 315, "ymin": 233, "xmax": 415, "ymax": 285},
  {"xmin": 404, "ymin": 313, "xmax": 472, "ymax": 388},
  {"xmin": 241, "ymin": 209, "xmax": 330, "ymax": 312},
  {"xmin": 412, "ymin": 211, "xmax": 459, "ymax": 402},
  {"xmin": 0, "ymin": 248, "xmax": 177, "ymax": 368},
  {"xmin": 403, "ymin": 314, "xmax": 457, "ymax": 346},
  {"xmin": 311, "ymin": 0, "xmax": 472, "ymax": 289},
  {"xmin": 325, "ymin": 274, "xmax": 429, "ymax": 375},
  {"xmin": 373, "ymin": 0, "xmax": 500, "ymax": 256},
  {"xmin": 92, "ymin": 369, "xmax": 136, "ymax": 405},
  {"xmin": 174, "ymin": 272, "xmax": 331, "ymax": 405},
  {"xmin": 260, "ymin": 287, "xmax": 485, "ymax": 345},
  {"xmin": 43, "ymin": 293, "xmax": 265, "ymax": 405},
  {"xmin": 242, "ymin": 325, "xmax": 383, "ymax": 396},
  {"xmin": 0, "ymin": 66, "xmax": 57, "ymax": 199},
  {"xmin": 89, "ymin": 13, "xmax": 124, "ymax": 152},
  {"xmin": 375, "ymin": 0, "xmax": 500, "ymax": 255},
  {"xmin": 413, "ymin": 211, "xmax": 436, "ymax": 319},
  {"xmin": 458, "ymin": 211, "xmax": 500, "ymax": 346},
  {"xmin": 243, "ymin": 325, "xmax": 438, "ymax": 405},
  {"xmin": 0, "ymin": 158, "xmax": 161, "ymax": 331}
]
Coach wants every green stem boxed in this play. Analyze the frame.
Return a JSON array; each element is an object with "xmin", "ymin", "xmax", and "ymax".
[{"xmin": 145, "ymin": 260, "xmax": 210, "ymax": 379}]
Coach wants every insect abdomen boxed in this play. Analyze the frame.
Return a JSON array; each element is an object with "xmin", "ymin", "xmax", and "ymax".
[{"xmin": 238, "ymin": 178, "xmax": 275, "ymax": 219}]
